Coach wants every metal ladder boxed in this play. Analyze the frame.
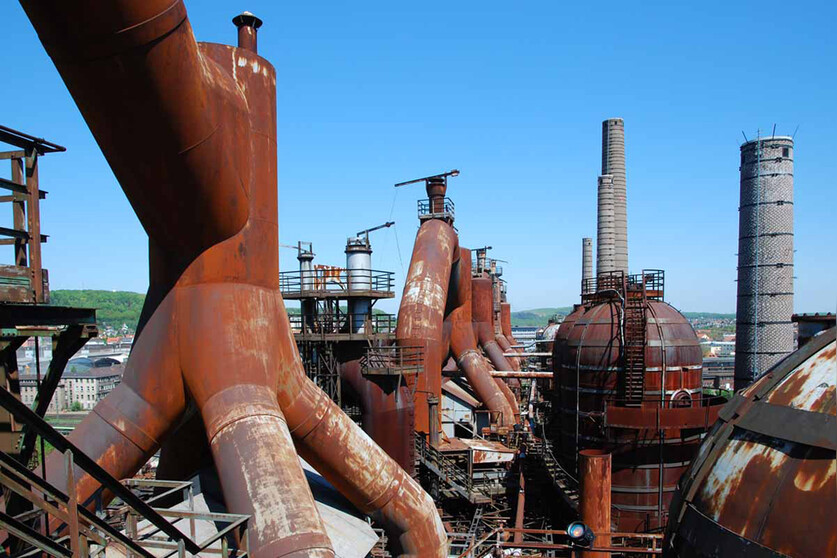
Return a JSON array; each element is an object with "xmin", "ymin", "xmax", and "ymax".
[{"xmin": 622, "ymin": 282, "xmax": 647, "ymax": 406}]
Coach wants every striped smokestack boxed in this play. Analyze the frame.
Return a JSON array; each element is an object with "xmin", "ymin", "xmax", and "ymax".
[
  {"xmin": 582, "ymin": 237, "xmax": 593, "ymax": 293},
  {"xmin": 596, "ymin": 175, "xmax": 615, "ymax": 275},
  {"xmin": 602, "ymin": 118, "xmax": 628, "ymax": 274}
]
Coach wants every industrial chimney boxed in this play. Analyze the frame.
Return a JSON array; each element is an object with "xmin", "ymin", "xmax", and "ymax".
[
  {"xmin": 582, "ymin": 237, "xmax": 593, "ymax": 293},
  {"xmin": 734, "ymin": 135, "xmax": 794, "ymax": 390},
  {"xmin": 596, "ymin": 175, "xmax": 615, "ymax": 276},
  {"xmin": 602, "ymin": 118, "xmax": 628, "ymax": 274}
]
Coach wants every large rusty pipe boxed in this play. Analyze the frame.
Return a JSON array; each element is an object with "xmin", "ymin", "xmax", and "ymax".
[
  {"xmin": 181, "ymin": 286, "xmax": 333, "ymax": 557},
  {"xmin": 275, "ymin": 308, "xmax": 448, "ymax": 557},
  {"xmin": 339, "ymin": 359, "xmax": 414, "ymax": 471},
  {"xmin": 448, "ymin": 249, "xmax": 516, "ymax": 426},
  {"xmin": 43, "ymin": 295, "xmax": 186, "ymax": 511},
  {"xmin": 20, "ymin": 0, "xmax": 251, "ymax": 260},
  {"xmin": 501, "ymin": 302, "xmax": 522, "ymax": 353},
  {"xmin": 396, "ymin": 219, "xmax": 458, "ymax": 435},
  {"xmin": 514, "ymin": 469, "xmax": 526, "ymax": 544},
  {"xmin": 579, "ymin": 450, "xmax": 612, "ymax": 558},
  {"xmin": 472, "ymin": 276, "xmax": 515, "ymax": 373},
  {"xmin": 495, "ymin": 333, "xmax": 521, "ymax": 371}
]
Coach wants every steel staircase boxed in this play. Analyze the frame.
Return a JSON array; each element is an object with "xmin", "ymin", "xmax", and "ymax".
[{"xmin": 622, "ymin": 283, "xmax": 647, "ymax": 406}]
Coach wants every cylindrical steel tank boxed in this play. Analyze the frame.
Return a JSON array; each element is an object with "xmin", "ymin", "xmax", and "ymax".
[
  {"xmin": 734, "ymin": 136, "xmax": 794, "ymax": 391},
  {"xmin": 596, "ymin": 175, "xmax": 615, "ymax": 276},
  {"xmin": 665, "ymin": 328, "xmax": 836, "ymax": 558},
  {"xmin": 298, "ymin": 248, "xmax": 316, "ymax": 330},
  {"xmin": 602, "ymin": 118, "xmax": 627, "ymax": 274},
  {"xmin": 553, "ymin": 300, "xmax": 713, "ymax": 532},
  {"xmin": 346, "ymin": 236, "xmax": 372, "ymax": 332}
]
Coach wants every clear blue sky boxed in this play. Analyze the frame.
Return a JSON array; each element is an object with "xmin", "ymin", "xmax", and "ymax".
[{"xmin": 1, "ymin": 1, "xmax": 834, "ymax": 315}]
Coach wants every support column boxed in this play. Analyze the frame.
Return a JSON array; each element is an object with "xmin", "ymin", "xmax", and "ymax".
[{"xmin": 579, "ymin": 449, "xmax": 611, "ymax": 558}]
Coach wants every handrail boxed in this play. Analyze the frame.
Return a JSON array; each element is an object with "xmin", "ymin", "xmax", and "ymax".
[
  {"xmin": 279, "ymin": 268, "xmax": 394, "ymax": 295},
  {"xmin": 289, "ymin": 312, "xmax": 397, "ymax": 335},
  {"xmin": 361, "ymin": 345, "xmax": 423, "ymax": 376},
  {"xmin": 0, "ymin": 385, "xmax": 202, "ymax": 554}
]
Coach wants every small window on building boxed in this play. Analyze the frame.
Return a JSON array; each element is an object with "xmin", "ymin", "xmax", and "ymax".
[{"xmin": 782, "ymin": 147, "xmax": 790, "ymax": 157}]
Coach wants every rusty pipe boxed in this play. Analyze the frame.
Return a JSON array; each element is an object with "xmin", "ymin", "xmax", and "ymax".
[
  {"xmin": 500, "ymin": 302, "xmax": 524, "ymax": 369},
  {"xmin": 579, "ymin": 449, "xmax": 612, "ymax": 558},
  {"xmin": 26, "ymin": 2, "xmax": 446, "ymax": 555},
  {"xmin": 514, "ymin": 469, "xmax": 525, "ymax": 544},
  {"xmin": 43, "ymin": 294, "xmax": 186, "ymax": 512},
  {"xmin": 232, "ymin": 12, "xmax": 262, "ymax": 53},
  {"xmin": 472, "ymin": 275, "xmax": 514, "ymax": 372},
  {"xmin": 471, "ymin": 275, "xmax": 520, "ymax": 416},
  {"xmin": 495, "ymin": 333, "xmax": 522, "ymax": 371},
  {"xmin": 396, "ymin": 219, "xmax": 458, "ymax": 435},
  {"xmin": 20, "ymin": 0, "xmax": 251, "ymax": 260},
  {"xmin": 448, "ymin": 248, "xmax": 516, "ymax": 426},
  {"xmin": 274, "ymin": 300, "xmax": 448, "ymax": 557},
  {"xmin": 339, "ymin": 359, "xmax": 415, "ymax": 471}
]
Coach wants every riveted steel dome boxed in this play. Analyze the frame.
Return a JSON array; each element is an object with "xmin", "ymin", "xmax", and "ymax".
[
  {"xmin": 552, "ymin": 298, "xmax": 710, "ymax": 532},
  {"xmin": 665, "ymin": 328, "xmax": 836, "ymax": 558}
]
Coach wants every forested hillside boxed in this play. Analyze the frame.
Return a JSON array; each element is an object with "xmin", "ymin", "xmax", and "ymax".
[{"xmin": 50, "ymin": 290, "xmax": 145, "ymax": 331}]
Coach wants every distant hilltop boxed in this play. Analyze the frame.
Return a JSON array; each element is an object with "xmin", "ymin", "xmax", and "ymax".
[{"xmin": 51, "ymin": 289, "xmax": 145, "ymax": 332}]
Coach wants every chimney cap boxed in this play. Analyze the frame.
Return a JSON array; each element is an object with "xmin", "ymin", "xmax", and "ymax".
[{"xmin": 233, "ymin": 11, "xmax": 263, "ymax": 29}]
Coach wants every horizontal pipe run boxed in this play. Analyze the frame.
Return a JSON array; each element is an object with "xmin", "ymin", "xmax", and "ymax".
[{"xmin": 490, "ymin": 371, "xmax": 554, "ymax": 378}]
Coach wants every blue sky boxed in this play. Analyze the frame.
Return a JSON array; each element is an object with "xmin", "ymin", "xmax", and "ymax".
[{"xmin": 1, "ymin": 1, "xmax": 834, "ymax": 315}]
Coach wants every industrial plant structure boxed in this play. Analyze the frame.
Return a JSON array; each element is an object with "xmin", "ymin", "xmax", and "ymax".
[
  {"xmin": 0, "ymin": 3, "xmax": 833, "ymax": 558},
  {"xmin": 551, "ymin": 119, "xmax": 727, "ymax": 532}
]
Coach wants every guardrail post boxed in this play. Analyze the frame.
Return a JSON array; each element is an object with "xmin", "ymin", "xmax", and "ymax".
[{"xmin": 65, "ymin": 451, "xmax": 81, "ymax": 557}]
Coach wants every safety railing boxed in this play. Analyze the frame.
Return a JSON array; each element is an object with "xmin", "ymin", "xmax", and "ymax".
[
  {"xmin": 582, "ymin": 269, "xmax": 666, "ymax": 303},
  {"xmin": 288, "ymin": 312, "xmax": 397, "ymax": 335},
  {"xmin": 604, "ymin": 394, "xmax": 726, "ymax": 430},
  {"xmin": 414, "ymin": 433, "xmax": 495, "ymax": 503},
  {"xmin": 0, "ymin": 384, "xmax": 205, "ymax": 557},
  {"xmin": 279, "ymin": 268, "xmax": 394, "ymax": 297},
  {"xmin": 417, "ymin": 197, "xmax": 455, "ymax": 222},
  {"xmin": 360, "ymin": 345, "xmax": 423, "ymax": 377},
  {"xmin": 109, "ymin": 479, "xmax": 250, "ymax": 558},
  {"xmin": 0, "ymin": 125, "xmax": 63, "ymax": 304},
  {"xmin": 454, "ymin": 526, "xmax": 663, "ymax": 557}
]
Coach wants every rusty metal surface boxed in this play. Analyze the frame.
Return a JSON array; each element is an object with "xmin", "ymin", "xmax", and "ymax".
[
  {"xmin": 396, "ymin": 218, "xmax": 457, "ymax": 435},
  {"xmin": 24, "ymin": 3, "xmax": 447, "ymax": 556},
  {"xmin": 666, "ymin": 328, "xmax": 836, "ymax": 558},
  {"xmin": 579, "ymin": 450, "xmax": 611, "ymax": 558},
  {"xmin": 448, "ymin": 248, "xmax": 516, "ymax": 426},
  {"xmin": 553, "ymin": 300, "xmax": 719, "ymax": 532},
  {"xmin": 472, "ymin": 275, "xmax": 514, "ymax": 373},
  {"xmin": 339, "ymin": 359, "xmax": 415, "ymax": 471}
]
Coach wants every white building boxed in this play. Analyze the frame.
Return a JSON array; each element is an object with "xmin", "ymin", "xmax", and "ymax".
[{"xmin": 19, "ymin": 364, "xmax": 124, "ymax": 412}]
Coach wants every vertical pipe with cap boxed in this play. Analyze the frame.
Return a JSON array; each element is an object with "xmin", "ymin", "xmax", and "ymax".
[
  {"xmin": 579, "ymin": 449, "xmax": 611, "ymax": 558},
  {"xmin": 232, "ymin": 11, "xmax": 262, "ymax": 53},
  {"xmin": 602, "ymin": 118, "xmax": 627, "ymax": 274},
  {"xmin": 582, "ymin": 237, "xmax": 593, "ymax": 294},
  {"xmin": 596, "ymin": 175, "xmax": 615, "ymax": 276}
]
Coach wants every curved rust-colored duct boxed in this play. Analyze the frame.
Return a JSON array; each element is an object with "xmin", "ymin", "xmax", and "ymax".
[
  {"xmin": 338, "ymin": 359, "xmax": 415, "ymax": 471},
  {"xmin": 24, "ymin": 2, "xmax": 446, "ymax": 556},
  {"xmin": 501, "ymin": 302, "xmax": 522, "ymax": 354},
  {"xmin": 496, "ymin": 303, "xmax": 522, "ymax": 371},
  {"xmin": 472, "ymin": 276, "xmax": 515, "ymax": 373},
  {"xmin": 447, "ymin": 249, "xmax": 516, "ymax": 426},
  {"xmin": 471, "ymin": 276, "xmax": 520, "ymax": 419},
  {"xmin": 396, "ymin": 215, "xmax": 458, "ymax": 437}
]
